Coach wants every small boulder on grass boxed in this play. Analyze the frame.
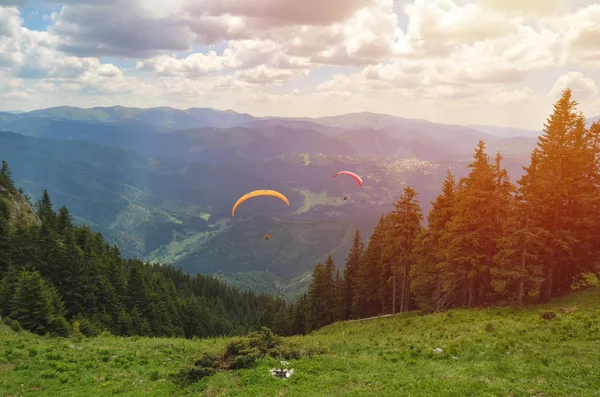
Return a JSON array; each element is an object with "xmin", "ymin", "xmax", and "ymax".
[{"xmin": 269, "ymin": 368, "xmax": 294, "ymax": 379}]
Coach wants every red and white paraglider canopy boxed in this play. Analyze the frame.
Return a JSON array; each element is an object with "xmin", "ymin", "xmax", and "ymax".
[{"xmin": 332, "ymin": 171, "xmax": 363, "ymax": 187}]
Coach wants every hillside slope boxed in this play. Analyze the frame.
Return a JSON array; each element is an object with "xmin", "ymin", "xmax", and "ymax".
[
  {"xmin": 1, "ymin": 287, "xmax": 599, "ymax": 396},
  {"xmin": 0, "ymin": 130, "xmax": 531, "ymax": 296}
]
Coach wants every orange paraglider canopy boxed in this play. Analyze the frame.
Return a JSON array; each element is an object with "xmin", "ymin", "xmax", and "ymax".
[{"xmin": 231, "ymin": 189, "xmax": 290, "ymax": 217}]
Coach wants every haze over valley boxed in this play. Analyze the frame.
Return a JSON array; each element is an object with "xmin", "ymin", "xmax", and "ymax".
[{"xmin": 0, "ymin": 105, "xmax": 554, "ymax": 297}]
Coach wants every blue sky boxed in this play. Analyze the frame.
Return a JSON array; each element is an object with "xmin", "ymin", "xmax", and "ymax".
[{"xmin": 1, "ymin": 0, "xmax": 599, "ymax": 129}]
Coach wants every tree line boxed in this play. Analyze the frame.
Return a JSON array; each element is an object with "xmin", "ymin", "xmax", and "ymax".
[{"xmin": 292, "ymin": 88, "xmax": 600, "ymax": 333}]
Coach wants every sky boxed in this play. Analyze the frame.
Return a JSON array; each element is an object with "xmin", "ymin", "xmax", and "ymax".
[{"xmin": 0, "ymin": 0, "xmax": 600, "ymax": 129}]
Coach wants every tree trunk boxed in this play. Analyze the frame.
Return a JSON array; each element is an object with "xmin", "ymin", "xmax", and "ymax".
[
  {"xmin": 392, "ymin": 270, "xmax": 396, "ymax": 315},
  {"xmin": 517, "ymin": 276, "xmax": 525, "ymax": 308},
  {"xmin": 403, "ymin": 263, "xmax": 411, "ymax": 312},
  {"xmin": 467, "ymin": 277, "xmax": 475, "ymax": 309},
  {"xmin": 517, "ymin": 242, "xmax": 528, "ymax": 308},
  {"xmin": 540, "ymin": 248, "xmax": 555, "ymax": 303}
]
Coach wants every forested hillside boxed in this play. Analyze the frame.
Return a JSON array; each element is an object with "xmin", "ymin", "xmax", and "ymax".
[
  {"xmin": 293, "ymin": 88, "xmax": 600, "ymax": 333},
  {"xmin": 0, "ymin": 168, "xmax": 292, "ymax": 338}
]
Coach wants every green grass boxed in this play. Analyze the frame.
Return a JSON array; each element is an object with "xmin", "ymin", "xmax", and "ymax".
[
  {"xmin": 2, "ymin": 288, "xmax": 600, "ymax": 396},
  {"xmin": 300, "ymin": 154, "xmax": 311, "ymax": 166},
  {"xmin": 293, "ymin": 189, "xmax": 346, "ymax": 215}
]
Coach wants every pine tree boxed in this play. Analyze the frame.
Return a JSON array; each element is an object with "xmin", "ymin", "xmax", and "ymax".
[
  {"xmin": 306, "ymin": 262, "xmax": 324, "ymax": 330},
  {"xmin": 381, "ymin": 186, "xmax": 423, "ymax": 313},
  {"xmin": 0, "ymin": 160, "xmax": 15, "ymax": 192},
  {"xmin": 442, "ymin": 141, "xmax": 499, "ymax": 308},
  {"xmin": 332, "ymin": 269, "xmax": 345, "ymax": 322},
  {"xmin": 492, "ymin": 184, "xmax": 547, "ymax": 306},
  {"xmin": 0, "ymin": 203, "xmax": 10, "ymax": 275},
  {"xmin": 342, "ymin": 230, "xmax": 364, "ymax": 319},
  {"xmin": 56, "ymin": 206, "xmax": 73, "ymax": 236},
  {"xmin": 519, "ymin": 89, "xmax": 593, "ymax": 302},
  {"xmin": 292, "ymin": 293, "xmax": 309, "ymax": 335},
  {"xmin": 411, "ymin": 170, "xmax": 458, "ymax": 311},
  {"xmin": 307, "ymin": 258, "xmax": 336, "ymax": 329},
  {"xmin": 323, "ymin": 254, "xmax": 336, "ymax": 324},
  {"xmin": 354, "ymin": 215, "xmax": 386, "ymax": 317},
  {"xmin": 7, "ymin": 269, "xmax": 65, "ymax": 335},
  {"xmin": 35, "ymin": 189, "xmax": 57, "ymax": 228},
  {"xmin": 585, "ymin": 120, "xmax": 600, "ymax": 281}
]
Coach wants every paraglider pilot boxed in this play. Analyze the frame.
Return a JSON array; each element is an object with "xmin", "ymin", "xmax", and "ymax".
[{"xmin": 264, "ymin": 233, "xmax": 271, "ymax": 241}]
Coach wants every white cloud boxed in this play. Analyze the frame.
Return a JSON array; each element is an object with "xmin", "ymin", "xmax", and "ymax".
[
  {"xmin": 0, "ymin": 71, "xmax": 23, "ymax": 90},
  {"xmin": 1, "ymin": 0, "xmax": 600, "ymax": 127},
  {"xmin": 0, "ymin": 91, "xmax": 37, "ymax": 100},
  {"xmin": 477, "ymin": 0, "xmax": 568, "ymax": 17},
  {"xmin": 402, "ymin": 0, "xmax": 517, "ymax": 57},
  {"xmin": 136, "ymin": 52, "xmax": 226, "ymax": 77},
  {"xmin": 486, "ymin": 87, "xmax": 536, "ymax": 106},
  {"xmin": 557, "ymin": 4, "xmax": 600, "ymax": 69},
  {"xmin": 548, "ymin": 71, "xmax": 598, "ymax": 99}
]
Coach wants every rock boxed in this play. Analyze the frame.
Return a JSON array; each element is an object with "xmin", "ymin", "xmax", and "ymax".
[
  {"xmin": 269, "ymin": 368, "xmax": 294, "ymax": 379},
  {"xmin": 433, "ymin": 348, "xmax": 443, "ymax": 354}
]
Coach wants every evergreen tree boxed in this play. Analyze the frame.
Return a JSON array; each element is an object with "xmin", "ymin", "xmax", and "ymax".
[
  {"xmin": 0, "ymin": 202, "xmax": 10, "ymax": 275},
  {"xmin": 0, "ymin": 160, "xmax": 15, "ymax": 192},
  {"xmin": 519, "ymin": 89, "xmax": 593, "ymax": 302},
  {"xmin": 306, "ymin": 259, "xmax": 336, "ymax": 329},
  {"xmin": 442, "ymin": 141, "xmax": 500, "ymax": 308},
  {"xmin": 354, "ymin": 215, "xmax": 386, "ymax": 317},
  {"xmin": 382, "ymin": 186, "xmax": 423, "ymax": 313},
  {"xmin": 332, "ymin": 269, "xmax": 345, "ymax": 322},
  {"xmin": 35, "ymin": 189, "xmax": 57, "ymax": 227},
  {"xmin": 56, "ymin": 206, "xmax": 73, "ymax": 236},
  {"xmin": 323, "ymin": 255, "xmax": 336, "ymax": 324},
  {"xmin": 411, "ymin": 170, "xmax": 458, "ymax": 311},
  {"xmin": 292, "ymin": 293, "xmax": 309, "ymax": 335},
  {"xmin": 6, "ymin": 269, "xmax": 66, "ymax": 335},
  {"xmin": 342, "ymin": 230, "xmax": 364, "ymax": 319},
  {"xmin": 492, "ymin": 183, "xmax": 547, "ymax": 307}
]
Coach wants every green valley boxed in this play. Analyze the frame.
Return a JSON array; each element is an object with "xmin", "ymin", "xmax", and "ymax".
[{"xmin": 0, "ymin": 125, "xmax": 503, "ymax": 296}]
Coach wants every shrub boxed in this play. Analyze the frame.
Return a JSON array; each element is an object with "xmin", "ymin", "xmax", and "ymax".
[{"xmin": 175, "ymin": 327, "xmax": 325, "ymax": 384}]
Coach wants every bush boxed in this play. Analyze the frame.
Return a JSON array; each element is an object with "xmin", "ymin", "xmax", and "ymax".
[
  {"xmin": 175, "ymin": 327, "xmax": 325, "ymax": 384},
  {"xmin": 76, "ymin": 316, "xmax": 100, "ymax": 337},
  {"xmin": 541, "ymin": 311, "xmax": 556, "ymax": 321},
  {"xmin": 4, "ymin": 317, "xmax": 23, "ymax": 332},
  {"xmin": 71, "ymin": 320, "xmax": 84, "ymax": 342},
  {"xmin": 49, "ymin": 316, "xmax": 71, "ymax": 337}
]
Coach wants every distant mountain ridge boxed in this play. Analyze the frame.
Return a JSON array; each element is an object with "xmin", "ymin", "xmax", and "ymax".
[{"xmin": 0, "ymin": 104, "xmax": 565, "ymax": 139}]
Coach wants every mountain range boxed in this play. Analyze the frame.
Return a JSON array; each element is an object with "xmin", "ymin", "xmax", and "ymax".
[{"xmin": 1, "ymin": 105, "xmax": 597, "ymax": 298}]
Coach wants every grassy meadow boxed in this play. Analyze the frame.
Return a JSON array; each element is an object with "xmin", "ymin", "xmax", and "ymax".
[{"xmin": 2, "ymin": 288, "xmax": 600, "ymax": 397}]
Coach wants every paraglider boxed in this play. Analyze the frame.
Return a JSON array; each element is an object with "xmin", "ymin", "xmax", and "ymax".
[
  {"xmin": 333, "ymin": 171, "xmax": 362, "ymax": 201},
  {"xmin": 231, "ymin": 189, "xmax": 290, "ymax": 217},
  {"xmin": 333, "ymin": 171, "xmax": 363, "ymax": 187}
]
